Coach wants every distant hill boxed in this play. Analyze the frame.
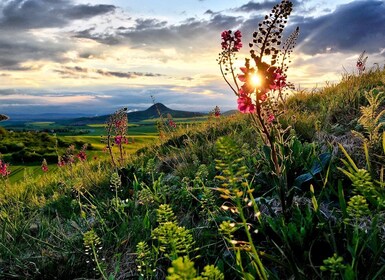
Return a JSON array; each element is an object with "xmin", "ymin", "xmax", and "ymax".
[{"xmin": 67, "ymin": 103, "xmax": 206, "ymax": 125}]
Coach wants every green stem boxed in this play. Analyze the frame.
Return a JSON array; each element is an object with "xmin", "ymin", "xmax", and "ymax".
[
  {"xmin": 220, "ymin": 56, "xmax": 238, "ymax": 96},
  {"xmin": 92, "ymin": 244, "xmax": 108, "ymax": 280},
  {"xmin": 236, "ymin": 198, "xmax": 268, "ymax": 280}
]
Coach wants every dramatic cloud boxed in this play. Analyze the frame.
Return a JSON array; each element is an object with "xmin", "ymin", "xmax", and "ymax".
[
  {"xmin": 0, "ymin": 0, "xmax": 116, "ymax": 30},
  {"xmin": 293, "ymin": 0, "xmax": 385, "ymax": 54},
  {"xmin": 236, "ymin": 0, "xmax": 286, "ymax": 12},
  {"xmin": 0, "ymin": 0, "xmax": 116, "ymax": 69},
  {"xmin": 0, "ymin": 0, "xmax": 384, "ymax": 117},
  {"xmin": 235, "ymin": 0, "xmax": 304, "ymax": 13},
  {"xmin": 75, "ymin": 13, "xmax": 242, "ymax": 53},
  {"xmin": 54, "ymin": 66, "xmax": 165, "ymax": 79}
]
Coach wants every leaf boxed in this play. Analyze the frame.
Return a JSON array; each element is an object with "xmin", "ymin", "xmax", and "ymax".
[
  {"xmin": 338, "ymin": 144, "xmax": 359, "ymax": 172},
  {"xmin": 338, "ymin": 181, "xmax": 347, "ymax": 217},
  {"xmin": 294, "ymin": 153, "xmax": 331, "ymax": 187}
]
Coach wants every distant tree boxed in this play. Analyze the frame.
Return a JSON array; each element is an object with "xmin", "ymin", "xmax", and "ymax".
[{"xmin": 0, "ymin": 114, "xmax": 9, "ymax": 122}]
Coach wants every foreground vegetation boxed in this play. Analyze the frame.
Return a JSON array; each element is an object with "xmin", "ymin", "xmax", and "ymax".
[
  {"xmin": 1, "ymin": 1, "xmax": 385, "ymax": 279},
  {"xmin": 1, "ymin": 66, "xmax": 385, "ymax": 279}
]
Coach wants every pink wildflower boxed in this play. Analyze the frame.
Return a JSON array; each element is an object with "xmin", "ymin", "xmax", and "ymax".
[
  {"xmin": 168, "ymin": 120, "xmax": 176, "ymax": 128},
  {"xmin": 214, "ymin": 106, "xmax": 221, "ymax": 117},
  {"xmin": 57, "ymin": 156, "xmax": 66, "ymax": 167},
  {"xmin": 221, "ymin": 30, "xmax": 242, "ymax": 52},
  {"xmin": 233, "ymin": 30, "xmax": 242, "ymax": 51},
  {"xmin": 269, "ymin": 68, "xmax": 287, "ymax": 90},
  {"xmin": 259, "ymin": 92, "xmax": 267, "ymax": 102},
  {"xmin": 237, "ymin": 94, "xmax": 256, "ymax": 114},
  {"xmin": 41, "ymin": 159, "xmax": 48, "ymax": 172},
  {"xmin": 0, "ymin": 160, "xmax": 10, "ymax": 177},
  {"xmin": 267, "ymin": 114, "xmax": 275, "ymax": 123},
  {"xmin": 237, "ymin": 67, "xmax": 247, "ymax": 82},
  {"xmin": 114, "ymin": 135, "xmax": 123, "ymax": 145},
  {"xmin": 77, "ymin": 151, "xmax": 87, "ymax": 161}
]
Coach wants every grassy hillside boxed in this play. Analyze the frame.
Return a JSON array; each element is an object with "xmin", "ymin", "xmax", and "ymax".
[{"xmin": 1, "ymin": 69, "xmax": 385, "ymax": 279}]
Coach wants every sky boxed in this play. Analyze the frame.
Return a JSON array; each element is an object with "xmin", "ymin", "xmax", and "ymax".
[{"xmin": 0, "ymin": 0, "xmax": 384, "ymax": 117}]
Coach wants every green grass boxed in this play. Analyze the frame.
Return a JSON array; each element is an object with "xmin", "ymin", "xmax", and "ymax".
[{"xmin": 2, "ymin": 70, "xmax": 385, "ymax": 279}]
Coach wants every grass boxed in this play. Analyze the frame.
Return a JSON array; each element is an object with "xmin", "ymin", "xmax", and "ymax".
[{"xmin": 1, "ymin": 69, "xmax": 385, "ymax": 279}]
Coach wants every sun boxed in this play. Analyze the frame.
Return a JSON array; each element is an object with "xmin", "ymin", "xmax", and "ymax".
[{"xmin": 250, "ymin": 73, "xmax": 262, "ymax": 87}]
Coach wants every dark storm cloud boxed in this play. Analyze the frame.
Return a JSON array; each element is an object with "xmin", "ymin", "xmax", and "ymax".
[
  {"xmin": 233, "ymin": 0, "xmax": 385, "ymax": 56},
  {"xmin": 0, "ymin": 0, "xmax": 116, "ymax": 29},
  {"xmin": 0, "ymin": 31, "xmax": 72, "ymax": 70},
  {"xmin": 134, "ymin": 18, "xmax": 168, "ymax": 31},
  {"xmin": 235, "ymin": 0, "xmax": 303, "ymax": 13},
  {"xmin": 0, "ymin": 0, "xmax": 116, "ymax": 69},
  {"xmin": 75, "ymin": 13, "xmax": 242, "ymax": 51},
  {"xmin": 96, "ymin": 69, "xmax": 164, "ymax": 79},
  {"xmin": 236, "ymin": 0, "xmax": 284, "ymax": 12},
  {"xmin": 54, "ymin": 66, "xmax": 164, "ymax": 79},
  {"xmin": 292, "ymin": 0, "xmax": 385, "ymax": 54}
]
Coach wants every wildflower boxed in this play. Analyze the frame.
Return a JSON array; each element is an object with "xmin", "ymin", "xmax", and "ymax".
[
  {"xmin": 221, "ymin": 30, "xmax": 242, "ymax": 52},
  {"xmin": 269, "ymin": 67, "xmax": 287, "ymax": 90},
  {"xmin": 114, "ymin": 135, "xmax": 123, "ymax": 145},
  {"xmin": 168, "ymin": 119, "xmax": 176, "ymax": 128},
  {"xmin": 238, "ymin": 67, "xmax": 259, "ymax": 95},
  {"xmin": 237, "ymin": 94, "xmax": 256, "ymax": 114},
  {"xmin": 167, "ymin": 113, "xmax": 177, "ymax": 128},
  {"xmin": 356, "ymin": 51, "xmax": 367, "ymax": 75},
  {"xmin": 41, "ymin": 159, "xmax": 48, "ymax": 172},
  {"xmin": 221, "ymin": 30, "xmax": 231, "ymax": 49},
  {"xmin": 233, "ymin": 30, "xmax": 242, "ymax": 51},
  {"xmin": 214, "ymin": 106, "xmax": 221, "ymax": 117},
  {"xmin": 57, "ymin": 158, "xmax": 66, "ymax": 167},
  {"xmin": 259, "ymin": 91, "xmax": 267, "ymax": 102},
  {"xmin": 0, "ymin": 160, "xmax": 10, "ymax": 177},
  {"xmin": 267, "ymin": 114, "xmax": 275, "ymax": 123},
  {"xmin": 77, "ymin": 150, "xmax": 87, "ymax": 161}
]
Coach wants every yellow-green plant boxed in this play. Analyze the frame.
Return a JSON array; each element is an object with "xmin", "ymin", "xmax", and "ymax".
[
  {"xmin": 166, "ymin": 256, "xmax": 224, "ymax": 280},
  {"xmin": 352, "ymin": 88, "xmax": 385, "ymax": 147},
  {"xmin": 338, "ymin": 142, "xmax": 385, "ymax": 207},
  {"xmin": 83, "ymin": 229, "xmax": 107, "ymax": 279},
  {"xmin": 320, "ymin": 253, "xmax": 347, "ymax": 278},
  {"xmin": 151, "ymin": 204, "xmax": 195, "ymax": 260},
  {"xmin": 136, "ymin": 241, "xmax": 156, "ymax": 279},
  {"xmin": 346, "ymin": 195, "xmax": 370, "ymax": 221},
  {"xmin": 214, "ymin": 137, "xmax": 266, "ymax": 280},
  {"xmin": 136, "ymin": 204, "xmax": 196, "ymax": 278}
]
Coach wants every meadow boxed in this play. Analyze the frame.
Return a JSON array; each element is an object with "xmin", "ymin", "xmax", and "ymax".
[
  {"xmin": 1, "ymin": 1, "xmax": 385, "ymax": 279},
  {"xmin": 0, "ymin": 120, "xmax": 160, "ymax": 183}
]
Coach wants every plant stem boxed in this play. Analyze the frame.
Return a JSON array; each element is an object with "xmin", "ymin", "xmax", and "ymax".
[
  {"xmin": 236, "ymin": 198, "xmax": 268, "ymax": 280},
  {"xmin": 92, "ymin": 244, "xmax": 108, "ymax": 280}
]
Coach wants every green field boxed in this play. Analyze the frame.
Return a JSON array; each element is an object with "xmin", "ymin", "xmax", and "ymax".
[
  {"xmin": 0, "ymin": 120, "xmax": 161, "ymax": 183},
  {"xmin": 0, "ymin": 117, "xmax": 201, "ymax": 183}
]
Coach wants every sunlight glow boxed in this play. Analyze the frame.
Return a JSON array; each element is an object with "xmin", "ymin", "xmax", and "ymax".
[{"xmin": 250, "ymin": 73, "xmax": 262, "ymax": 87}]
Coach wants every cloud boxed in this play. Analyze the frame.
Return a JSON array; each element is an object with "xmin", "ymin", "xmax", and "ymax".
[
  {"xmin": 235, "ymin": 0, "xmax": 284, "ymax": 12},
  {"xmin": 134, "ymin": 18, "xmax": 168, "ymax": 31},
  {"xmin": 0, "ymin": 0, "xmax": 116, "ymax": 30},
  {"xmin": 75, "ymin": 13, "xmax": 242, "ymax": 53},
  {"xmin": 292, "ymin": 0, "xmax": 385, "ymax": 54},
  {"xmin": 0, "ymin": 0, "xmax": 116, "ymax": 69},
  {"xmin": 53, "ymin": 66, "xmax": 165, "ymax": 79},
  {"xmin": 235, "ymin": 0, "xmax": 304, "ymax": 13}
]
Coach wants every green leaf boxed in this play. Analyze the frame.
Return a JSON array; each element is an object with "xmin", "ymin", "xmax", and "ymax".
[
  {"xmin": 343, "ymin": 265, "xmax": 355, "ymax": 280},
  {"xmin": 338, "ymin": 181, "xmax": 347, "ymax": 217}
]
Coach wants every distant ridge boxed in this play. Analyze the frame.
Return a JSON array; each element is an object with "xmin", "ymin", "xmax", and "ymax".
[{"xmin": 67, "ymin": 103, "xmax": 205, "ymax": 125}]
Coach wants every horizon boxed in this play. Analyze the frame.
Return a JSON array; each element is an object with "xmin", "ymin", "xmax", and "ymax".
[{"xmin": 0, "ymin": 0, "xmax": 385, "ymax": 117}]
